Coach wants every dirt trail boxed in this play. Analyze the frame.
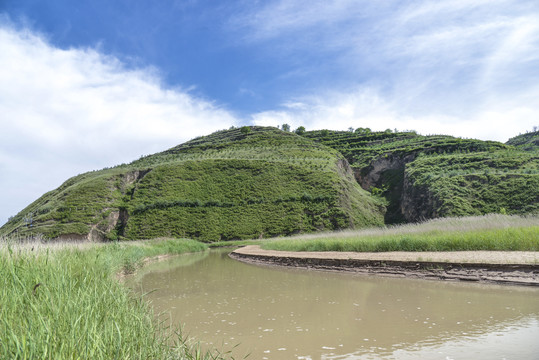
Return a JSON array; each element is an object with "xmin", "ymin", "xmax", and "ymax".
[{"xmin": 230, "ymin": 245, "xmax": 539, "ymax": 286}]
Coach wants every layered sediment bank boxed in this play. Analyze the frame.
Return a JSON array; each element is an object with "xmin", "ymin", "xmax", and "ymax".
[{"xmin": 230, "ymin": 245, "xmax": 539, "ymax": 286}]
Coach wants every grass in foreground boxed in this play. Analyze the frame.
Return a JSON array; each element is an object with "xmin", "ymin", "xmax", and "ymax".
[
  {"xmin": 0, "ymin": 238, "xmax": 234, "ymax": 360},
  {"xmin": 262, "ymin": 215, "xmax": 539, "ymax": 252}
]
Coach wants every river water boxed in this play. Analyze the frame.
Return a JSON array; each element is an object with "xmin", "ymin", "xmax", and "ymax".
[{"xmin": 131, "ymin": 249, "xmax": 539, "ymax": 359}]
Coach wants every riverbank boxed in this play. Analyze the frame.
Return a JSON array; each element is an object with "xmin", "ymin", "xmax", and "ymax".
[
  {"xmin": 0, "ymin": 238, "xmax": 230, "ymax": 360},
  {"xmin": 230, "ymin": 245, "xmax": 539, "ymax": 286}
]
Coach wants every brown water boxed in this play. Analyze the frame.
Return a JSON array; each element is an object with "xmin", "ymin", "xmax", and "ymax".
[{"xmin": 131, "ymin": 249, "xmax": 539, "ymax": 359}]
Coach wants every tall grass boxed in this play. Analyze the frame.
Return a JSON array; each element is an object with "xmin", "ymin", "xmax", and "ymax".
[
  {"xmin": 0, "ymin": 238, "xmax": 232, "ymax": 359},
  {"xmin": 262, "ymin": 215, "xmax": 539, "ymax": 252}
]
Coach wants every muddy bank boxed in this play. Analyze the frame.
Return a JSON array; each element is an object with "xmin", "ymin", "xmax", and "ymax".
[{"xmin": 230, "ymin": 246, "xmax": 539, "ymax": 286}]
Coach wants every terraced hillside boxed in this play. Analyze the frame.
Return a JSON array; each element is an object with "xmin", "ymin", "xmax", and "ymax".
[
  {"xmin": 1, "ymin": 127, "xmax": 385, "ymax": 241},
  {"xmin": 506, "ymin": 130, "xmax": 539, "ymax": 152},
  {"xmin": 305, "ymin": 130, "xmax": 539, "ymax": 222},
  {"xmin": 3, "ymin": 127, "xmax": 537, "ymax": 241}
]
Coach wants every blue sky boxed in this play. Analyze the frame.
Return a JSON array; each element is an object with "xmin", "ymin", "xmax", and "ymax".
[{"xmin": 1, "ymin": 0, "xmax": 539, "ymax": 225}]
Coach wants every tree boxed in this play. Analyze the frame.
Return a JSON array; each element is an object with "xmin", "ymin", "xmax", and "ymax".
[
  {"xmin": 295, "ymin": 126, "xmax": 306, "ymax": 135},
  {"xmin": 348, "ymin": 127, "xmax": 354, "ymax": 132},
  {"xmin": 281, "ymin": 123, "xmax": 291, "ymax": 132},
  {"xmin": 354, "ymin": 127, "xmax": 371, "ymax": 135},
  {"xmin": 240, "ymin": 126, "xmax": 251, "ymax": 134}
]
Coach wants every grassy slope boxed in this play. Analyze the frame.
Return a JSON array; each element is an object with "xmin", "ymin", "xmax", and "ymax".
[
  {"xmin": 1, "ymin": 169, "xmax": 128, "ymax": 239},
  {"xmin": 506, "ymin": 130, "xmax": 539, "ymax": 152},
  {"xmin": 405, "ymin": 151, "xmax": 539, "ymax": 217},
  {"xmin": 1, "ymin": 127, "xmax": 385, "ymax": 241},
  {"xmin": 305, "ymin": 130, "xmax": 538, "ymax": 222},
  {"xmin": 304, "ymin": 130, "xmax": 506, "ymax": 170},
  {"xmin": 0, "ymin": 238, "xmax": 232, "ymax": 359},
  {"xmin": 4, "ymin": 127, "xmax": 537, "ymax": 241}
]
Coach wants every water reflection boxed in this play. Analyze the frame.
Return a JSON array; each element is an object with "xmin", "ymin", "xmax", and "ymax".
[{"xmin": 132, "ymin": 249, "xmax": 539, "ymax": 359}]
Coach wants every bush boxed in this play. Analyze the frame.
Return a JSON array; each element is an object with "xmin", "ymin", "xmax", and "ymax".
[{"xmin": 240, "ymin": 126, "xmax": 251, "ymax": 134}]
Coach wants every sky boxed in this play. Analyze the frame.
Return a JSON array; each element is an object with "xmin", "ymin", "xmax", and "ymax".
[{"xmin": 1, "ymin": 0, "xmax": 539, "ymax": 225}]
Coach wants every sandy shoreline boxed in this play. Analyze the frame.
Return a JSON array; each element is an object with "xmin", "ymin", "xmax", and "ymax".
[{"xmin": 230, "ymin": 245, "xmax": 539, "ymax": 286}]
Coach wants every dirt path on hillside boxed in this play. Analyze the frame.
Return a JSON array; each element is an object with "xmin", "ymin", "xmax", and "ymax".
[{"xmin": 230, "ymin": 245, "xmax": 539, "ymax": 286}]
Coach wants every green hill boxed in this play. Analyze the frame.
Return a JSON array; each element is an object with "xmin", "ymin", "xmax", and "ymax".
[
  {"xmin": 1, "ymin": 127, "xmax": 385, "ymax": 241},
  {"xmin": 506, "ymin": 131, "xmax": 539, "ymax": 152},
  {"xmin": 3, "ymin": 126, "xmax": 538, "ymax": 242},
  {"xmin": 305, "ymin": 129, "xmax": 538, "ymax": 222}
]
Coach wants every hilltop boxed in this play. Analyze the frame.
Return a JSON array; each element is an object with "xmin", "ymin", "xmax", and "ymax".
[
  {"xmin": 2, "ymin": 126, "xmax": 538, "ymax": 242},
  {"xmin": 1, "ymin": 127, "xmax": 385, "ymax": 241}
]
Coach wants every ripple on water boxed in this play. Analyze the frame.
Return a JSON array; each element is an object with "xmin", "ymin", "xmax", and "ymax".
[{"xmin": 134, "ymin": 250, "xmax": 539, "ymax": 360}]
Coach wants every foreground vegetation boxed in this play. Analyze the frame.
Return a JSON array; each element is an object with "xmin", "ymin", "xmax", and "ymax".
[
  {"xmin": 262, "ymin": 215, "xmax": 539, "ymax": 252},
  {"xmin": 2, "ymin": 215, "xmax": 537, "ymax": 358},
  {"xmin": 0, "ymin": 238, "xmax": 234, "ymax": 360}
]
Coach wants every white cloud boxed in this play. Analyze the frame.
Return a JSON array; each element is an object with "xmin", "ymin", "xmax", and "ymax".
[
  {"xmin": 233, "ymin": 0, "xmax": 539, "ymax": 80},
  {"xmin": 251, "ymin": 88, "xmax": 539, "ymax": 141},
  {"xmin": 0, "ymin": 25, "xmax": 239, "ymax": 224},
  {"xmin": 233, "ymin": 0, "xmax": 366, "ymax": 40},
  {"xmin": 241, "ymin": 0, "xmax": 539, "ymax": 141}
]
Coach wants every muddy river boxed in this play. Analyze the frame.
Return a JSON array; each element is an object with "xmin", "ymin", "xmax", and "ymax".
[{"xmin": 131, "ymin": 249, "xmax": 539, "ymax": 359}]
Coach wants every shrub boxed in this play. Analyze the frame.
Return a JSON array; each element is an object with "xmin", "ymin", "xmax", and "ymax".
[
  {"xmin": 295, "ymin": 126, "xmax": 306, "ymax": 135},
  {"xmin": 240, "ymin": 126, "xmax": 251, "ymax": 134}
]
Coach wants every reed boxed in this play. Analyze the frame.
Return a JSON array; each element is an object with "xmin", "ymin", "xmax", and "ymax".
[
  {"xmin": 0, "ymin": 237, "xmax": 231, "ymax": 359},
  {"xmin": 262, "ymin": 215, "xmax": 539, "ymax": 252}
]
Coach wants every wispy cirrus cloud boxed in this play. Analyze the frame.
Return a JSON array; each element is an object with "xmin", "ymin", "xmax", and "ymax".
[
  {"xmin": 235, "ymin": 0, "xmax": 539, "ymax": 138},
  {"xmin": 0, "ymin": 23, "xmax": 238, "ymax": 223}
]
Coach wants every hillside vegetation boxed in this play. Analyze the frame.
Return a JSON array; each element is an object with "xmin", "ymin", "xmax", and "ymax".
[
  {"xmin": 305, "ymin": 129, "xmax": 539, "ymax": 223},
  {"xmin": 1, "ymin": 127, "xmax": 385, "ymax": 241},
  {"xmin": 506, "ymin": 130, "xmax": 539, "ymax": 152},
  {"xmin": 2, "ymin": 126, "xmax": 538, "ymax": 242}
]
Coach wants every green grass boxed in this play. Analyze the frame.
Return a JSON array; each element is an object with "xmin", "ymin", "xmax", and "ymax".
[
  {"xmin": 262, "ymin": 215, "xmax": 539, "ymax": 252},
  {"xmin": 0, "ymin": 238, "xmax": 234, "ymax": 360}
]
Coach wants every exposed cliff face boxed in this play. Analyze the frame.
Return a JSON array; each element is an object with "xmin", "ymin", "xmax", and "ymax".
[
  {"xmin": 124, "ymin": 169, "xmax": 151, "ymax": 184},
  {"xmin": 354, "ymin": 154, "xmax": 415, "ymax": 190},
  {"xmin": 351, "ymin": 154, "xmax": 416, "ymax": 223},
  {"xmin": 88, "ymin": 169, "xmax": 152, "ymax": 241},
  {"xmin": 334, "ymin": 157, "xmax": 387, "ymax": 228},
  {"xmin": 89, "ymin": 210, "xmax": 120, "ymax": 241},
  {"xmin": 400, "ymin": 171, "xmax": 440, "ymax": 222}
]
